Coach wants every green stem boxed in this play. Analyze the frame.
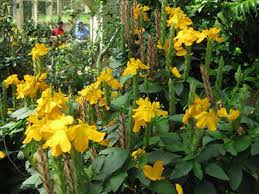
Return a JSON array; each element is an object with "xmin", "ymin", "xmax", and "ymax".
[
  {"xmin": 191, "ymin": 128, "xmax": 204, "ymax": 155},
  {"xmin": 166, "ymin": 25, "xmax": 175, "ymax": 74},
  {"xmin": 52, "ymin": 157, "xmax": 68, "ymax": 194},
  {"xmin": 214, "ymin": 56, "xmax": 224, "ymax": 99},
  {"xmin": 168, "ymin": 78, "xmax": 176, "ymax": 115},
  {"xmin": 132, "ymin": 76, "xmax": 138, "ymax": 106},
  {"xmin": 204, "ymin": 38, "xmax": 214, "ymax": 73},
  {"xmin": 144, "ymin": 123, "xmax": 151, "ymax": 147},
  {"xmin": 12, "ymin": 85, "xmax": 17, "ymax": 110},
  {"xmin": 2, "ymin": 83, "xmax": 7, "ymax": 118},
  {"xmin": 183, "ymin": 46, "xmax": 192, "ymax": 80},
  {"xmin": 127, "ymin": 107, "xmax": 132, "ymax": 149},
  {"xmin": 160, "ymin": 0, "xmax": 167, "ymax": 47},
  {"xmin": 71, "ymin": 150, "xmax": 87, "ymax": 194},
  {"xmin": 188, "ymin": 80, "xmax": 197, "ymax": 106}
]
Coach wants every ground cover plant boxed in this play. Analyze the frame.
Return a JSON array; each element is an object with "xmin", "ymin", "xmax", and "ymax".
[{"xmin": 0, "ymin": 0, "xmax": 258, "ymax": 194}]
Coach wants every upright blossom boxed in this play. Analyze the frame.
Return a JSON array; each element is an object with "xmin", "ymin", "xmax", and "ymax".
[
  {"xmin": 143, "ymin": 160, "xmax": 165, "ymax": 181},
  {"xmin": 132, "ymin": 97, "xmax": 168, "ymax": 132},
  {"xmin": 97, "ymin": 68, "xmax": 122, "ymax": 90},
  {"xmin": 166, "ymin": 7, "xmax": 192, "ymax": 29},
  {"xmin": 3, "ymin": 74, "xmax": 20, "ymax": 89},
  {"xmin": 122, "ymin": 58, "xmax": 149, "ymax": 76},
  {"xmin": 29, "ymin": 43, "xmax": 48, "ymax": 61},
  {"xmin": 134, "ymin": 3, "xmax": 150, "ymax": 21},
  {"xmin": 217, "ymin": 107, "xmax": 240, "ymax": 121}
]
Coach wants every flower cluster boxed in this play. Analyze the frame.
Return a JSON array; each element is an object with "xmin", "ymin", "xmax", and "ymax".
[
  {"xmin": 217, "ymin": 107, "xmax": 240, "ymax": 121},
  {"xmin": 97, "ymin": 68, "xmax": 122, "ymax": 90},
  {"xmin": 183, "ymin": 95, "xmax": 240, "ymax": 131},
  {"xmin": 122, "ymin": 58, "xmax": 149, "ymax": 76},
  {"xmin": 3, "ymin": 74, "xmax": 20, "ymax": 89},
  {"xmin": 157, "ymin": 6, "xmax": 224, "ymax": 56},
  {"xmin": 16, "ymin": 73, "xmax": 48, "ymax": 99},
  {"xmin": 29, "ymin": 43, "xmax": 48, "ymax": 61},
  {"xmin": 23, "ymin": 87, "xmax": 106, "ymax": 156},
  {"xmin": 134, "ymin": 3, "xmax": 150, "ymax": 22},
  {"xmin": 182, "ymin": 95, "xmax": 217, "ymax": 131},
  {"xmin": 132, "ymin": 97, "xmax": 168, "ymax": 132}
]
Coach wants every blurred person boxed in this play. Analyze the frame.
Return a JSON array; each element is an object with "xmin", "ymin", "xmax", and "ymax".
[
  {"xmin": 51, "ymin": 21, "xmax": 65, "ymax": 45},
  {"xmin": 75, "ymin": 21, "xmax": 90, "ymax": 42}
]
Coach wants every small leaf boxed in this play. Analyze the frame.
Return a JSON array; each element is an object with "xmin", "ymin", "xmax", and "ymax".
[
  {"xmin": 151, "ymin": 180, "xmax": 177, "ymax": 194},
  {"xmin": 251, "ymin": 140, "xmax": 259, "ymax": 155},
  {"xmin": 234, "ymin": 136, "xmax": 251, "ymax": 152},
  {"xmin": 109, "ymin": 172, "xmax": 127, "ymax": 192},
  {"xmin": 194, "ymin": 180, "xmax": 217, "ymax": 194},
  {"xmin": 198, "ymin": 143, "xmax": 225, "ymax": 162},
  {"xmin": 193, "ymin": 160, "xmax": 203, "ymax": 180},
  {"xmin": 205, "ymin": 163, "xmax": 229, "ymax": 180},
  {"xmin": 170, "ymin": 161, "xmax": 193, "ymax": 179},
  {"xmin": 175, "ymin": 82, "xmax": 184, "ymax": 96},
  {"xmin": 109, "ymin": 60, "xmax": 124, "ymax": 69},
  {"xmin": 228, "ymin": 165, "xmax": 242, "ymax": 190},
  {"xmin": 148, "ymin": 150, "xmax": 181, "ymax": 165}
]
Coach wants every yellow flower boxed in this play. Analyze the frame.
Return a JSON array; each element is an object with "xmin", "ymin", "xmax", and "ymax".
[
  {"xmin": 43, "ymin": 129, "xmax": 71, "ymax": 156},
  {"xmin": 175, "ymin": 184, "xmax": 184, "ymax": 194},
  {"xmin": 97, "ymin": 68, "xmax": 122, "ymax": 90},
  {"xmin": 217, "ymin": 107, "xmax": 240, "ymax": 121},
  {"xmin": 134, "ymin": 4, "xmax": 150, "ymax": 21},
  {"xmin": 122, "ymin": 58, "xmax": 149, "ymax": 76},
  {"xmin": 0, "ymin": 151, "xmax": 6, "ymax": 159},
  {"xmin": 197, "ymin": 27, "xmax": 224, "ymax": 43},
  {"xmin": 217, "ymin": 107, "xmax": 228, "ymax": 118},
  {"xmin": 131, "ymin": 148, "xmax": 145, "ymax": 160},
  {"xmin": 143, "ymin": 160, "xmax": 165, "ymax": 181},
  {"xmin": 174, "ymin": 28, "xmax": 200, "ymax": 48},
  {"xmin": 69, "ymin": 120, "xmax": 106, "ymax": 153},
  {"xmin": 23, "ymin": 115, "xmax": 43, "ymax": 144},
  {"xmin": 3, "ymin": 74, "xmax": 20, "ymax": 89},
  {"xmin": 157, "ymin": 39, "xmax": 169, "ymax": 54},
  {"xmin": 166, "ymin": 7, "xmax": 192, "ymax": 29},
  {"xmin": 228, "ymin": 109, "xmax": 240, "ymax": 121},
  {"xmin": 194, "ymin": 109, "xmax": 218, "ymax": 131},
  {"xmin": 172, "ymin": 67, "xmax": 181, "ymax": 78},
  {"xmin": 182, "ymin": 95, "xmax": 210, "ymax": 124},
  {"xmin": 132, "ymin": 97, "xmax": 168, "ymax": 132},
  {"xmin": 77, "ymin": 81, "xmax": 104, "ymax": 105},
  {"xmin": 99, "ymin": 139, "xmax": 110, "ymax": 146},
  {"xmin": 42, "ymin": 115, "xmax": 74, "ymax": 156},
  {"xmin": 29, "ymin": 43, "xmax": 48, "ymax": 61}
]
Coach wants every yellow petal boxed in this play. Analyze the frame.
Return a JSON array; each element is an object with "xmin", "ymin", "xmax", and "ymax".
[
  {"xmin": 0, "ymin": 151, "xmax": 6, "ymax": 159},
  {"xmin": 172, "ymin": 67, "xmax": 181, "ymax": 78},
  {"xmin": 175, "ymin": 184, "xmax": 184, "ymax": 194},
  {"xmin": 228, "ymin": 109, "xmax": 240, "ymax": 121},
  {"xmin": 143, "ymin": 160, "xmax": 164, "ymax": 181},
  {"xmin": 217, "ymin": 107, "xmax": 228, "ymax": 118}
]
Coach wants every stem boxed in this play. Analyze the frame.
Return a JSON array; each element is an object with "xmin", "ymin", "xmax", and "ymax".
[
  {"xmin": 214, "ymin": 56, "xmax": 224, "ymax": 99},
  {"xmin": 168, "ymin": 78, "xmax": 176, "ymax": 115},
  {"xmin": 2, "ymin": 83, "xmax": 7, "ymax": 118},
  {"xmin": 160, "ymin": 0, "xmax": 167, "ymax": 47},
  {"xmin": 183, "ymin": 46, "xmax": 192, "ymax": 80},
  {"xmin": 12, "ymin": 85, "xmax": 17, "ymax": 110},
  {"xmin": 188, "ymin": 80, "xmax": 196, "ymax": 106},
  {"xmin": 132, "ymin": 76, "xmax": 138, "ymax": 106},
  {"xmin": 204, "ymin": 38, "xmax": 214, "ymax": 73},
  {"xmin": 166, "ymin": 25, "xmax": 175, "ymax": 74},
  {"xmin": 52, "ymin": 157, "xmax": 68, "ymax": 194},
  {"xmin": 127, "ymin": 107, "xmax": 132, "ymax": 149}
]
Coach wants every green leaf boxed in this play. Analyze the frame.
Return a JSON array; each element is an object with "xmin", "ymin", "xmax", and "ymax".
[
  {"xmin": 193, "ymin": 160, "xmax": 203, "ymax": 180},
  {"xmin": 92, "ymin": 155, "xmax": 105, "ymax": 174},
  {"xmin": 194, "ymin": 180, "xmax": 217, "ymax": 194},
  {"xmin": 101, "ymin": 148, "xmax": 129, "ymax": 177},
  {"xmin": 111, "ymin": 92, "xmax": 130, "ymax": 109},
  {"xmin": 175, "ymin": 82, "xmax": 184, "ymax": 96},
  {"xmin": 234, "ymin": 136, "xmax": 251, "ymax": 152},
  {"xmin": 170, "ymin": 161, "xmax": 193, "ymax": 179},
  {"xmin": 109, "ymin": 172, "xmax": 127, "ymax": 192},
  {"xmin": 154, "ymin": 118, "xmax": 169, "ymax": 134},
  {"xmin": 10, "ymin": 107, "xmax": 35, "ymax": 120},
  {"xmin": 228, "ymin": 165, "xmax": 242, "ymax": 190},
  {"xmin": 251, "ymin": 140, "xmax": 259, "ymax": 155},
  {"xmin": 139, "ymin": 82, "xmax": 162, "ymax": 93},
  {"xmin": 120, "ymin": 75, "xmax": 133, "ymax": 85},
  {"xmin": 137, "ymin": 170, "xmax": 150, "ymax": 186},
  {"xmin": 148, "ymin": 150, "xmax": 181, "ymax": 165},
  {"xmin": 168, "ymin": 114, "xmax": 184, "ymax": 122},
  {"xmin": 205, "ymin": 163, "xmax": 229, "ymax": 180},
  {"xmin": 87, "ymin": 182, "xmax": 103, "ymax": 194},
  {"xmin": 224, "ymin": 140, "xmax": 237, "ymax": 156},
  {"xmin": 109, "ymin": 60, "xmax": 123, "ymax": 69},
  {"xmin": 198, "ymin": 143, "xmax": 225, "ymax": 162},
  {"xmin": 21, "ymin": 172, "xmax": 41, "ymax": 189},
  {"xmin": 151, "ymin": 180, "xmax": 177, "ymax": 194}
]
